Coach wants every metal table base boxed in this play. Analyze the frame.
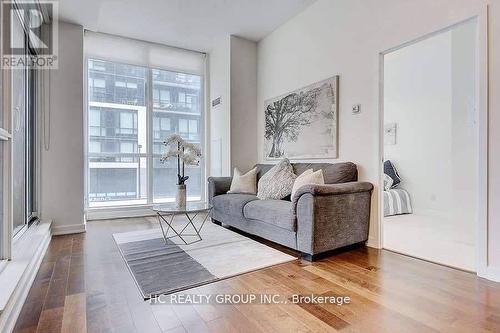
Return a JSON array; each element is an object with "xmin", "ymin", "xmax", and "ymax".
[{"xmin": 156, "ymin": 207, "xmax": 212, "ymax": 245}]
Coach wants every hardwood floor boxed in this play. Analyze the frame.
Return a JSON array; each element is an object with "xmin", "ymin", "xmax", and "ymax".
[{"xmin": 13, "ymin": 218, "xmax": 500, "ymax": 333}]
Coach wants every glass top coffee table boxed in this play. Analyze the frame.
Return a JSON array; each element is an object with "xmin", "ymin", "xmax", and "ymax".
[{"xmin": 152, "ymin": 202, "xmax": 213, "ymax": 245}]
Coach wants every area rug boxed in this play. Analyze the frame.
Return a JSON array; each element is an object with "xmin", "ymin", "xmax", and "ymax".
[{"xmin": 113, "ymin": 221, "xmax": 296, "ymax": 298}]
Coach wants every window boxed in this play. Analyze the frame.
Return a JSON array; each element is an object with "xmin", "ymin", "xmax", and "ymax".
[
  {"xmin": 119, "ymin": 112, "xmax": 136, "ymax": 134},
  {"xmin": 4, "ymin": 9, "xmax": 39, "ymax": 247},
  {"xmin": 179, "ymin": 119, "xmax": 188, "ymax": 133},
  {"xmin": 161, "ymin": 118, "xmax": 170, "ymax": 130},
  {"xmin": 87, "ymin": 59, "xmax": 204, "ymax": 207},
  {"xmin": 11, "ymin": 12, "xmax": 38, "ymax": 237},
  {"xmin": 189, "ymin": 120, "xmax": 198, "ymax": 134},
  {"xmin": 89, "ymin": 109, "xmax": 100, "ymax": 126},
  {"xmin": 115, "ymin": 81, "xmax": 138, "ymax": 89},
  {"xmin": 92, "ymin": 78, "xmax": 106, "ymax": 88},
  {"xmin": 120, "ymin": 142, "xmax": 135, "ymax": 153},
  {"xmin": 87, "ymin": 61, "xmax": 147, "ymax": 206},
  {"xmin": 89, "ymin": 141, "xmax": 101, "ymax": 153},
  {"xmin": 153, "ymin": 89, "xmax": 159, "ymax": 104},
  {"xmin": 160, "ymin": 90, "xmax": 170, "ymax": 103}
]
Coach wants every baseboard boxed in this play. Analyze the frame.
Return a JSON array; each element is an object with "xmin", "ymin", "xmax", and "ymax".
[
  {"xmin": 0, "ymin": 222, "xmax": 51, "ymax": 333},
  {"xmin": 52, "ymin": 223, "xmax": 86, "ymax": 235},
  {"xmin": 86, "ymin": 207, "xmax": 156, "ymax": 221},
  {"xmin": 479, "ymin": 266, "xmax": 500, "ymax": 283},
  {"xmin": 366, "ymin": 236, "xmax": 380, "ymax": 249}
]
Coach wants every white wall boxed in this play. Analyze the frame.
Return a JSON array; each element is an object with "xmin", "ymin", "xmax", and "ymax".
[
  {"xmin": 40, "ymin": 21, "xmax": 85, "ymax": 234},
  {"xmin": 209, "ymin": 35, "xmax": 258, "ymax": 175},
  {"xmin": 489, "ymin": 1, "xmax": 500, "ymax": 278},
  {"xmin": 451, "ymin": 20, "xmax": 478, "ymax": 238},
  {"xmin": 209, "ymin": 36, "xmax": 231, "ymax": 176},
  {"xmin": 256, "ymin": 0, "xmax": 500, "ymax": 277},
  {"xmin": 230, "ymin": 36, "xmax": 258, "ymax": 172}
]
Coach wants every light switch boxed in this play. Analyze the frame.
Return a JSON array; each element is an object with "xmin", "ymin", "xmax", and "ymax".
[{"xmin": 352, "ymin": 104, "xmax": 361, "ymax": 114}]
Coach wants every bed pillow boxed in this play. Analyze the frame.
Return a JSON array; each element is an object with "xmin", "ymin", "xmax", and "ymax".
[
  {"xmin": 257, "ymin": 158, "xmax": 296, "ymax": 200},
  {"xmin": 383, "ymin": 160, "xmax": 401, "ymax": 187},
  {"xmin": 383, "ymin": 173, "xmax": 394, "ymax": 191},
  {"xmin": 291, "ymin": 169, "xmax": 325, "ymax": 201},
  {"xmin": 228, "ymin": 167, "xmax": 257, "ymax": 194}
]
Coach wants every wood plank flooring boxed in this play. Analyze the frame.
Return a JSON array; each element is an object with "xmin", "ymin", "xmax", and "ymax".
[{"xmin": 13, "ymin": 217, "xmax": 500, "ymax": 333}]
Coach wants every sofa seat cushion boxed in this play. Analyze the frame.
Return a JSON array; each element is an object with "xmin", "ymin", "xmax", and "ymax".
[
  {"xmin": 212, "ymin": 194, "xmax": 259, "ymax": 218},
  {"xmin": 243, "ymin": 200, "xmax": 295, "ymax": 231}
]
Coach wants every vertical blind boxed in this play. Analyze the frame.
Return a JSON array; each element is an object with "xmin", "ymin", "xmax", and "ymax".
[{"xmin": 84, "ymin": 31, "xmax": 205, "ymax": 75}]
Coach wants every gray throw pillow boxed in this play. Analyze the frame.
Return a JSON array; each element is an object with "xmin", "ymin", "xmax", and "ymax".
[{"xmin": 257, "ymin": 158, "xmax": 296, "ymax": 200}]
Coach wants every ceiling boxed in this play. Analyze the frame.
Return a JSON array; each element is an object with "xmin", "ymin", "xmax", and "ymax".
[{"xmin": 57, "ymin": 0, "xmax": 316, "ymax": 52}]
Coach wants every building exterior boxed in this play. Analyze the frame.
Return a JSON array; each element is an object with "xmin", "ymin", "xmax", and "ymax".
[{"xmin": 87, "ymin": 59, "xmax": 202, "ymax": 206}]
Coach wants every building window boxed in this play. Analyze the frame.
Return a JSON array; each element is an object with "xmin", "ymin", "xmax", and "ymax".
[
  {"xmin": 178, "ymin": 119, "xmax": 188, "ymax": 133},
  {"xmin": 87, "ymin": 59, "xmax": 204, "ymax": 208},
  {"xmin": 161, "ymin": 118, "xmax": 171, "ymax": 130},
  {"xmin": 91, "ymin": 78, "xmax": 106, "ymax": 88},
  {"xmin": 89, "ymin": 141, "xmax": 101, "ymax": 153},
  {"xmin": 160, "ymin": 90, "xmax": 170, "ymax": 103}
]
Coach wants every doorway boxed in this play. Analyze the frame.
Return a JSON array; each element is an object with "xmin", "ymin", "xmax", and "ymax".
[{"xmin": 380, "ymin": 19, "xmax": 480, "ymax": 271}]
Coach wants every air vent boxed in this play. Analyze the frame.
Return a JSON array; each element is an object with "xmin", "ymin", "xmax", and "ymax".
[{"xmin": 212, "ymin": 97, "xmax": 221, "ymax": 108}]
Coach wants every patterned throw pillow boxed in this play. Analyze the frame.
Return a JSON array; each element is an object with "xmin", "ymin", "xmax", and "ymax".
[
  {"xmin": 383, "ymin": 173, "xmax": 394, "ymax": 191},
  {"xmin": 257, "ymin": 159, "xmax": 297, "ymax": 200},
  {"xmin": 383, "ymin": 160, "xmax": 401, "ymax": 187}
]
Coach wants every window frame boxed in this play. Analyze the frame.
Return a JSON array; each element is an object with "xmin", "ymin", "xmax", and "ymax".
[{"xmin": 84, "ymin": 57, "xmax": 206, "ymax": 212}]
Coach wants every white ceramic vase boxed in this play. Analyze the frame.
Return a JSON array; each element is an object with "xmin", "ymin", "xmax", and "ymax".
[{"xmin": 176, "ymin": 184, "xmax": 187, "ymax": 209}]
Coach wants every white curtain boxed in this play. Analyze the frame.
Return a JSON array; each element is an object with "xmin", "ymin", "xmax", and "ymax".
[{"xmin": 84, "ymin": 31, "xmax": 205, "ymax": 75}]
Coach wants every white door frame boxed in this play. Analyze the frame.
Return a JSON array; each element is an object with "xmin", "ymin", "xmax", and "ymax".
[{"xmin": 377, "ymin": 7, "xmax": 489, "ymax": 277}]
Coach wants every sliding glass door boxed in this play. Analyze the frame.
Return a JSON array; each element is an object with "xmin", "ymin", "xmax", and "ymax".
[
  {"xmin": 11, "ymin": 62, "xmax": 26, "ymax": 234},
  {"xmin": 11, "ymin": 9, "xmax": 37, "ymax": 236},
  {"xmin": 87, "ymin": 59, "xmax": 204, "ymax": 208},
  {"xmin": 11, "ymin": 11, "xmax": 27, "ymax": 235}
]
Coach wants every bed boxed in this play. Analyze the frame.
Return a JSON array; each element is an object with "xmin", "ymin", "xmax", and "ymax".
[{"xmin": 384, "ymin": 188, "xmax": 413, "ymax": 217}]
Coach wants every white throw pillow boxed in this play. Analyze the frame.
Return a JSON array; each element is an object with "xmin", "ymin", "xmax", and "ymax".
[
  {"xmin": 228, "ymin": 167, "xmax": 257, "ymax": 194},
  {"xmin": 291, "ymin": 169, "xmax": 325, "ymax": 200},
  {"xmin": 257, "ymin": 159, "xmax": 297, "ymax": 200}
]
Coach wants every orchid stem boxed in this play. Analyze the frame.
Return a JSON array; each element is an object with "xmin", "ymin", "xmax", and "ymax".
[{"xmin": 177, "ymin": 142, "xmax": 181, "ymax": 184}]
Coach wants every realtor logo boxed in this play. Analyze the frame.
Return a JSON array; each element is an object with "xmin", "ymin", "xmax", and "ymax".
[{"xmin": 2, "ymin": 0, "xmax": 58, "ymax": 68}]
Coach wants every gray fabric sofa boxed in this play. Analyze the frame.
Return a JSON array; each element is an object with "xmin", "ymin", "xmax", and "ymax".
[{"xmin": 207, "ymin": 162, "xmax": 373, "ymax": 260}]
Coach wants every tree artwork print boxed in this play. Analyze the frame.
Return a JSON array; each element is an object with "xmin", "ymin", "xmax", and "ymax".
[{"xmin": 264, "ymin": 76, "xmax": 338, "ymax": 159}]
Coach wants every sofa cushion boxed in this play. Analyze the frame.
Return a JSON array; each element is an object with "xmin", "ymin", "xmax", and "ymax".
[
  {"xmin": 212, "ymin": 194, "xmax": 258, "ymax": 218},
  {"xmin": 243, "ymin": 200, "xmax": 295, "ymax": 231},
  {"xmin": 255, "ymin": 162, "xmax": 357, "ymax": 184}
]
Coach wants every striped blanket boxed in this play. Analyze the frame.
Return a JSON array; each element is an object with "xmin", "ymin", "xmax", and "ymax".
[{"xmin": 384, "ymin": 188, "xmax": 412, "ymax": 217}]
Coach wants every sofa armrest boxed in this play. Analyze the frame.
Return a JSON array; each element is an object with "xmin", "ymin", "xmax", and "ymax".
[
  {"xmin": 293, "ymin": 182, "xmax": 373, "ymax": 201},
  {"xmin": 294, "ymin": 182, "xmax": 374, "ymax": 256},
  {"xmin": 207, "ymin": 176, "xmax": 232, "ymax": 204}
]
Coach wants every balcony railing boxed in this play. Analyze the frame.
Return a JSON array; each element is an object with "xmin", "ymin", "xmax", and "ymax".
[
  {"xmin": 89, "ymin": 126, "xmax": 138, "ymax": 138},
  {"xmin": 153, "ymin": 101, "xmax": 199, "ymax": 113},
  {"xmin": 153, "ymin": 71, "xmax": 201, "ymax": 85},
  {"xmin": 89, "ymin": 90, "xmax": 145, "ymax": 106}
]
